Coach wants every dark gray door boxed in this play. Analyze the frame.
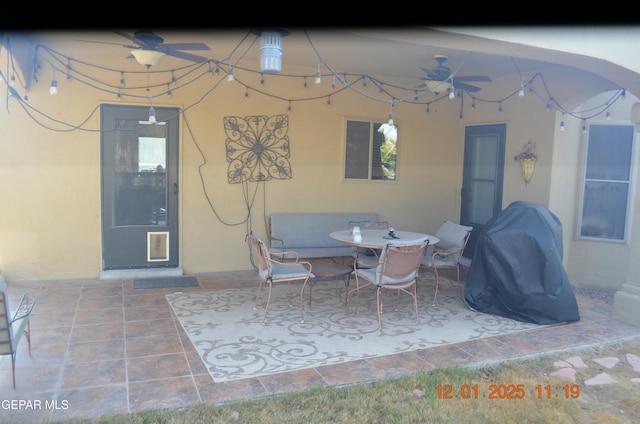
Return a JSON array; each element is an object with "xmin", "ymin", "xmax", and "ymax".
[
  {"xmin": 460, "ymin": 124, "xmax": 506, "ymax": 259},
  {"xmin": 101, "ymin": 105, "xmax": 179, "ymax": 270}
]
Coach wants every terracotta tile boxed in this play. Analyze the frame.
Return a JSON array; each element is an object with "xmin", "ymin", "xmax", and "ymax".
[
  {"xmin": 195, "ymin": 374, "xmax": 269, "ymax": 404},
  {"xmin": 70, "ymin": 322, "xmax": 125, "ymax": 344},
  {"xmin": 52, "ymin": 385, "xmax": 129, "ymax": 421},
  {"xmin": 128, "ymin": 376, "xmax": 200, "ymax": 412},
  {"xmin": 66, "ymin": 339, "xmax": 126, "ymax": 363},
  {"xmin": 75, "ymin": 307, "xmax": 124, "ymax": 325},
  {"xmin": 126, "ymin": 333, "xmax": 183, "ymax": 358},
  {"xmin": 127, "ymin": 353, "xmax": 191, "ymax": 382},
  {"xmin": 124, "ymin": 304, "xmax": 173, "ymax": 321},
  {"xmin": 125, "ymin": 318, "xmax": 177, "ymax": 338},
  {"xmin": 62, "ymin": 359, "xmax": 127, "ymax": 388},
  {"xmin": 259, "ymin": 367, "xmax": 327, "ymax": 395}
]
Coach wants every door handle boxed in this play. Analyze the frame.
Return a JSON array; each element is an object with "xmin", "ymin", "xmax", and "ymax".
[{"xmin": 173, "ymin": 183, "xmax": 178, "ymax": 195}]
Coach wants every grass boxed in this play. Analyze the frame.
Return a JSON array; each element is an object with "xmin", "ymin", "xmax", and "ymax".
[{"xmin": 51, "ymin": 361, "xmax": 595, "ymax": 424}]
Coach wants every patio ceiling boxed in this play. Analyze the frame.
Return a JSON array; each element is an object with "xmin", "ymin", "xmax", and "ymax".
[{"xmin": 3, "ymin": 27, "xmax": 638, "ymax": 109}]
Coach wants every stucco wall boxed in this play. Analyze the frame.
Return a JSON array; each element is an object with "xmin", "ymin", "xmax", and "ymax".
[{"xmin": 0, "ymin": 44, "xmax": 634, "ymax": 285}]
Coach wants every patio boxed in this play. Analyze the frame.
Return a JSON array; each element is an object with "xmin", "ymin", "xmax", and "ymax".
[{"xmin": 1, "ymin": 269, "xmax": 639, "ymax": 423}]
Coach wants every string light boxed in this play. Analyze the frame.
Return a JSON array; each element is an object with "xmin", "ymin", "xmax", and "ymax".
[
  {"xmin": 3, "ymin": 38, "xmax": 626, "ymax": 132},
  {"xmin": 148, "ymin": 96, "xmax": 156, "ymax": 124},
  {"xmin": 49, "ymin": 77, "xmax": 58, "ymax": 95},
  {"xmin": 560, "ymin": 113, "xmax": 565, "ymax": 132},
  {"xmin": 315, "ymin": 64, "xmax": 321, "ymax": 84}
]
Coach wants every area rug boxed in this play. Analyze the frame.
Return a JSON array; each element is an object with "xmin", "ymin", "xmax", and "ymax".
[
  {"xmin": 166, "ymin": 279, "xmax": 541, "ymax": 383},
  {"xmin": 133, "ymin": 275, "xmax": 199, "ymax": 289}
]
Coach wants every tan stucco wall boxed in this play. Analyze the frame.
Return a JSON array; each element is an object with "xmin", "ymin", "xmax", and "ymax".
[{"xmin": 1, "ymin": 41, "xmax": 637, "ymax": 289}]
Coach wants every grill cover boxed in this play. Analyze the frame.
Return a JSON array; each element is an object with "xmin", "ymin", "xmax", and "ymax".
[{"xmin": 464, "ymin": 201, "xmax": 580, "ymax": 325}]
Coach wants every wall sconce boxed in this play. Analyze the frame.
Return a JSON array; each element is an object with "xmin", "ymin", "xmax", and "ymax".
[{"xmin": 252, "ymin": 28, "xmax": 291, "ymax": 74}]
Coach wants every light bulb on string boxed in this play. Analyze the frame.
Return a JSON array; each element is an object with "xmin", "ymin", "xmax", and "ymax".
[
  {"xmin": 315, "ymin": 64, "xmax": 321, "ymax": 84},
  {"xmin": 448, "ymin": 84, "xmax": 455, "ymax": 100},
  {"xmin": 148, "ymin": 96, "xmax": 157, "ymax": 124},
  {"xmin": 606, "ymin": 109, "xmax": 611, "ymax": 120},
  {"xmin": 49, "ymin": 77, "xmax": 58, "ymax": 95},
  {"xmin": 560, "ymin": 113, "xmax": 565, "ymax": 132},
  {"xmin": 227, "ymin": 67, "xmax": 234, "ymax": 82}
]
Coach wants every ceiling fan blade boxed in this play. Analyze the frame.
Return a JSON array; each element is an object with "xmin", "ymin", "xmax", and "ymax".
[
  {"xmin": 74, "ymin": 39, "xmax": 136, "ymax": 48},
  {"xmin": 454, "ymin": 75, "xmax": 492, "ymax": 82},
  {"xmin": 453, "ymin": 81, "xmax": 482, "ymax": 93},
  {"xmin": 419, "ymin": 67, "xmax": 442, "ymax": 80},
  {"xmin": 159, "ymin": 42, "xmax": 210, "ymax": 51},
  {"xmin": 164, "ymin": 50, "xmax": 209, "ymax": 63},
  {"xmin": 114, "ymin": 31, "xmax": 141, "ymax": 45}
]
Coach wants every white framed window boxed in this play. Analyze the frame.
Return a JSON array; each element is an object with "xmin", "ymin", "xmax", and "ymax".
[
  {"xmin": 578, "ymin": 123, "xmax": 635, "ymax": 241},
  {"xmin": 344, "ymin": 119, "xmax": 397, "ymax": 181}
]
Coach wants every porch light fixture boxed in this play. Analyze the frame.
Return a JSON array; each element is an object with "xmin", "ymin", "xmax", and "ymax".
[
  {"xmin": 131, "ymin": 49, "xmax": 166, "ymax": 68},
  {"xmin": 252, "ymin": 27, "xmax": 291, "ymax": 74}
]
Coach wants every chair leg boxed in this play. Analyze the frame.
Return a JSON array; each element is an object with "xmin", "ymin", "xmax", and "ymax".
[
  {"xmin": 456, "ymin": 265, "xmax": 463, "ymax": 300},
  {"xmin": 299, "ymin": 278, "xmax": 309, "ymax": 323},
  {"xmin": 11, "ymin": 353, "xmax": 16, "ymax": 389},
  {"xmin": 432, "ymin": 267, "xmax": 440, "ymax": 305},
  {"xmin": 262, "ymin": 283, "xmax": 273, "ymax": 324},
  {"xmin": 376, "ymin": 287, "xmax": 383, "ymax": 330}
]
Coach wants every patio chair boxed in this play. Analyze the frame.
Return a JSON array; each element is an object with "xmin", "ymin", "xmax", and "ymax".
[
  {"xmin": 347, "ymin": 239, "xmax": 428, "ymax": 330},
  {"xmin": 420, "ymin": 221, "xmax": 473, "ymax": 305},
  {"xmin": 1, "ymin": 277, "xmax": 35, "ymax": 389},
  {"xmin": 247, "ymin": 231, "xmax": 314, "ymax": 324},
  {"xmin": 349, "ymin": 220, "xmax": 389, "ymax": 269}
]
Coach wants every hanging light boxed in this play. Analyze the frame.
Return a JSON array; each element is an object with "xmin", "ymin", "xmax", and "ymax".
[
  {"xmin": 315, "ymin": 64, "xmax": 321, "ymax": 84},
  {"xmin": 131, "ymin": 49, "xmax": 166, "ymax": 68},
  {"xmin": 227, "ymin": 67, "xmax": 234, "ymax": 82},
  {"xmin": 252, "ymin": 28, "xmax": 291, "ymax": 74},
  {"xmin": 49, "ymin": 78, "xmax": 58, "ymax": 95},
  {"xmin": 148, "ymin": 96, "xmax": 157, "ymax": 124}
]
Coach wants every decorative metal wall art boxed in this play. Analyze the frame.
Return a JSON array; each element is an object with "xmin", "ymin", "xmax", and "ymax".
[{"xmin": 224, "ymin": 114, "xmax": 292, "ymax": 184}]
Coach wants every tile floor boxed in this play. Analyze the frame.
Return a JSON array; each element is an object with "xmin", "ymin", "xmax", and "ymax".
[{"xmin": 1, "ymin": 269, "xmax": 639, "ymax": 423}]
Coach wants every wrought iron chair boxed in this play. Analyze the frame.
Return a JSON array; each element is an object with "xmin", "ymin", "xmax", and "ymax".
[
  {"xmin": 247, "ymin": 231, "xmax": 314, "ymax": 324},
  {"xmin": 420, "ymin": 221, "xmax": 473, "ymax": 304},
  {"xmin": 347, "ymin": 239, "xmax": 428, "ymax": 330},
  {"xmin": 1, "ymin": 276, "xmax": 35, "ymax": 389}
]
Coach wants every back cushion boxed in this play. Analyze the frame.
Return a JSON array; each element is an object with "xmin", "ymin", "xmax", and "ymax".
[
  {"xmin": 270, "ymin": 213, "xmax": 377, "ymax": 248},
  {"xmin": 436, "ymin": 221, "xmax": 472, "ymax": 250}
]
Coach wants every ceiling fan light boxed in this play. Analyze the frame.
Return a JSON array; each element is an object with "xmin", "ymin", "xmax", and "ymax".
[
  {"xmin": 131, "ymin": 49, "xmax": 166, "ymax": 67},
  {"xmin": 423, "ymin": 80, "xmax": 451, "ymax": 94}
]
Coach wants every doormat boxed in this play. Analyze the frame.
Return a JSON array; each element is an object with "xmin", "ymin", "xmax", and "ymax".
[{"xmin": 133, "ymin": 276, "xmax": 199, "ymax": 289}]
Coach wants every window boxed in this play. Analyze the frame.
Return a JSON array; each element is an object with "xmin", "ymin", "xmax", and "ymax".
[
  {"xmin": 344, "ymin": 119, "xmax": 397, "ymax": 181},
  {"xmin": 579, "ymin": 124, "xmax": 635, "ymax": 241}
]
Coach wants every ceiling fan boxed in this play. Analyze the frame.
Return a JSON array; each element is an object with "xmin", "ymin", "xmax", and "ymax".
[
  {"xmin": 76, "ymin": 29, "xmax": 211, "ymax": 67},
  {"xmin": 417, "ymin": 55, "xmax": 491, "ymax": 93}
]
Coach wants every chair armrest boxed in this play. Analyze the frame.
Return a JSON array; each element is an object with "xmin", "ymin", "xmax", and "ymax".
[
  {"xmin": 269, "ymin": 236, "xmax": 285, "ymax": 250},
  {"xmin": 11, "ymin": 294, "xmax": 35, "ymax": 324},
  {"xmin": 269, "ymin": 250, "xmax": 300, "ymax": 262},
  {"xmin": 268, "ymin": 256, "xmax": 312, "ymax": 272}
]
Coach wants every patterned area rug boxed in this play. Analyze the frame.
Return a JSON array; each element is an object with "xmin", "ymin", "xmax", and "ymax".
[{"xmin": 166, "ymin": 278, "xmax": 540, "ymax": 383}]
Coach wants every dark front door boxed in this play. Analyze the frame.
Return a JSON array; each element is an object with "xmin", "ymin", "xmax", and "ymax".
[
  {"xmin": 460, "ymin": 124, "xmax": 506, "ymax": 259},
  {"xmin": 101, "ymin": 104, "xmax": 179, "ymax": 270}
]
